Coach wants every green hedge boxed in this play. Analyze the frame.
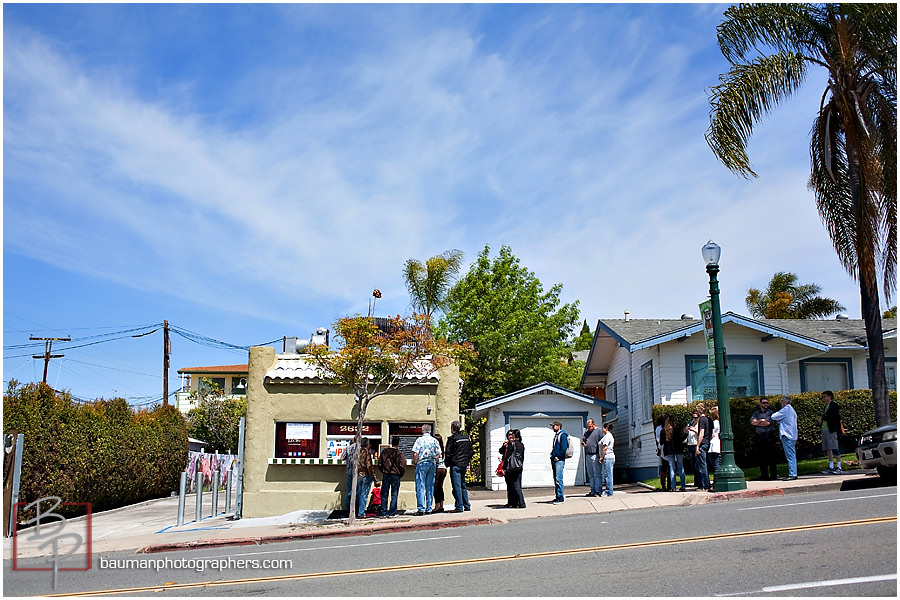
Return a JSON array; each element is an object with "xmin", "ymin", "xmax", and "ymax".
[
  {"xmin": 3, "ymin": 380, "xmax": 188, "ymax": 518},
  {"xmin": 653, "ymin": 389, "xmax": 897, "ymax": 468}
]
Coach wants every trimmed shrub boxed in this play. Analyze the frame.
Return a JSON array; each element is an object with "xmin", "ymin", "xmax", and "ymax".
[
  {"xmin": 653, "ymin": 389, "xmax": 897, "ymax": 468},
  {"xmin": 3, "ymin": 380, "xmax": 188, "ymax": 518}
]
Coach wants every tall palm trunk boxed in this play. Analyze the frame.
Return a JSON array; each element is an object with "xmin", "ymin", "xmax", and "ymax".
[{"xmin": 848, "ymin": 151, "xmax": 890, "ymax": 426}]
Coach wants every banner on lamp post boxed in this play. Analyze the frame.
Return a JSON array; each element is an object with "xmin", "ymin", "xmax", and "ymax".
[{"xmin": 700, "ymin": 300, "xmax": 715, "ymax": 373}]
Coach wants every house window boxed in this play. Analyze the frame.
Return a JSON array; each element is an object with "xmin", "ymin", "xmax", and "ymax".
[
  {"xmin": 607, "ymin": 381, "xmax": 617, "ymax": 408},
  {"xmin": 230, "ymin": 377, "xmax": 247, "ymax": 396},
  {"xmin": 202, "ymin": 377, "xmax": 226, "ymax": 394},
  {"xmin": 640, "ymin": 361, "xmax": 654, "ymax": 424},
  {"xmin": 687, "ymin": 355, "xmax": 763, "ymax": 402},
  {"xmin": 800, "ymin": 358, "xmax": 852, "ymax": 392},
  {"xmin": 274, "ymin": 422, "xmax": 320, "ymax": 458},
  {"xmin": 866, "ymin": 358, "xmax": 897, "ymax": 391}
]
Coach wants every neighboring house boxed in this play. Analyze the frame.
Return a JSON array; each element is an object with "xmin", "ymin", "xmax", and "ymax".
[
  {"xmin": 580, "ymin": 312, "xmax": 897, "ymax": 481},
  {"xmin": 175, "ymin": 364, "xmax": 248, "ymax": 414},
  {"xmin": 242, "ymin": 345, "xmax": 461, "ymax": 517},
  {"xmin": 472, "ymin": 382, "xmax": 616, "ymax": 491}
]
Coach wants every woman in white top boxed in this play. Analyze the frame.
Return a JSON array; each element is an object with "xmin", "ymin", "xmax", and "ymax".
[
  {"xmin": 599, "ymin": 422, "xmax": 616, "ymax": 497},
  {"xmin": 707, "ymin": 406, "xmax": 721, "ymax": 486}
]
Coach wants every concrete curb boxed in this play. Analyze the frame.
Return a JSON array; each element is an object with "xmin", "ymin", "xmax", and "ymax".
[{"xmin": 138, "ymin": 516, "xmax": 496, "ymax": 554}]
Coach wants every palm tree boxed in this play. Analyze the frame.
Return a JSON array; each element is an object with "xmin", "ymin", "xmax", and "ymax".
[
  {"xmin": 403, "ymin": 250, "xmax": 464, "ymax": 330},
  {"xmin": 706, "ymin": 4, "xmax": 896, "ymax": 426},
  {"xmin": 746, "ymin": 272, "xmax": 846, "ymax": 319}
]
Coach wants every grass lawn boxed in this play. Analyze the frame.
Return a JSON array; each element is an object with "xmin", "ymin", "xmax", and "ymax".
[{"xmin": 641, "ymin": 456, "xmax": 859, "ymax": 489}]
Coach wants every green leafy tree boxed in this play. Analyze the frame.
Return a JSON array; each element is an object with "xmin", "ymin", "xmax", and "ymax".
[
  {"xmin": 884, "ymin": 305, "xmax": 897, "ymax": 319},
  {"xmin": 184, "ymin": 377, "xmax": 246, "ymax": 453},
  {"xmin": 403, "ymin": 250, "xmax": 464, "ymax": 331},
  {"xmin": 706, "ymin": 3, "xmax": 896, "ymax": 425},
  {"xmin": 437, "ymin": 244, "xmax": 581, "ymax": 409},
  {"xmin": 573, "ymin": 320, "xmax": 594, "ymax": 351},
  {"xmin": 305, "ymin": 313, "xmax": 470, "ymax": 525},
  {"xmin": 746, "ymin": 272, "xmax": 846, "ymax": 319}
]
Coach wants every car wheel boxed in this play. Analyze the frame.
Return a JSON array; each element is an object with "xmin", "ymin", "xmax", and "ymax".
[{"xmin": 876, "ymin": 465, "xmax": 897, "ymax": 484}]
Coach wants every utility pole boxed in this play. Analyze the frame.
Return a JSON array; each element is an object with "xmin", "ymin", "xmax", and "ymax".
[
  {"xmin": 29, "ymin": 336, "xmax": 71, "ymax": 385},
  {"xmin": 163, "ymin": 320, "xmax": 170, "ymax": 406}
]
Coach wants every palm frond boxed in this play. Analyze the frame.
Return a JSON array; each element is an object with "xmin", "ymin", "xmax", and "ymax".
[
  {"xmin": 717, "ymin": 3, "xmax": 819, "ymax": 64},
  {"xmin": 706, "ymin": 51, "xmax": 808, "ymax": 177}
]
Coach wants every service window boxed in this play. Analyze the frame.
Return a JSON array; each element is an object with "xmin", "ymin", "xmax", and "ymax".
[
  {"xmin": 389, "ymin": 423, "xmax": 429, "ymax": 460},
  {"xmin": 275, "ymin": 422, "xmax": 320, "ymax": 458},
  {"xmin": 325, "ymin": 422, "xmax": 382, "ymax": 460}
]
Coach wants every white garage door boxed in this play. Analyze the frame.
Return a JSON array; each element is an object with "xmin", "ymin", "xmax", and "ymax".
[{"xmin": 509, "ymin": 417, "xmax": 584, "ymax": 488}]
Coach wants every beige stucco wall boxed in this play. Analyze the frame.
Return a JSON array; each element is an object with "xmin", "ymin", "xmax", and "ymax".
[{"xmin": 242, "ymin": 346, "xmax": 461, "ymax": 517}]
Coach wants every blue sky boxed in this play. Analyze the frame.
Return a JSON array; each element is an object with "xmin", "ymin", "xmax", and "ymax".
[{"xmin": 3, "ymin": 3, "xmax": 881, "ymax": 405}]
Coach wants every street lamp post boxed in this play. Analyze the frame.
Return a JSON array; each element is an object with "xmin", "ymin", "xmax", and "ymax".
[{"xmin": 702, "ymin": 240, "xmax": 746, "ymax": 492}]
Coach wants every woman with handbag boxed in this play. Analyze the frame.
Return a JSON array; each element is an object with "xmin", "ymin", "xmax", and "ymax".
[{"xmin": 499, "ymin": 429, "xmax": 526, "ymax": 508}]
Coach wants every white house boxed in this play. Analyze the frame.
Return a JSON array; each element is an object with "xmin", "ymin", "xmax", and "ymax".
[
  {"xmin": 580, "ymin": 313, "xmax": 897, "ymax": 482},
  {"xmin": 472, "ymin": 382, "xmax": 616, "ymax": 491}
]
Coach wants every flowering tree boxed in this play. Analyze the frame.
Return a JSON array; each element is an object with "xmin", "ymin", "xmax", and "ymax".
[{"xmin": 304, "ymin": 313, "xmax": 470, "ymax": 525}]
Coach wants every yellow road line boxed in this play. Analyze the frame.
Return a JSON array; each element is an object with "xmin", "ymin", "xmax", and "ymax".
[{"xmin": 45, "ymin": 516, "xmax": 897, "ymax": 597}]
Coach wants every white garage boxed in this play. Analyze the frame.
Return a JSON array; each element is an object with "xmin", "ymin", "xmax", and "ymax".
[{"xmin": 474, "ymin": 382, "xmax": 617, "ymax": 492}]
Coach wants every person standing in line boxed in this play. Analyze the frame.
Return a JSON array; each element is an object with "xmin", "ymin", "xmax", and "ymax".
[
  {"xmin": 356, "ymin": 437, "xmax": 378, "ymax": 519},
  {"xmin": 655, "ymin": 415, "xmax": 672, "ymax": 492},
  {"xmin": 598, "ymin": 421, "xmax": 616, "ymax": 496},
  {"xmin": 684, "ymin": 410, "xmax": 700, "ymax": 485},
  {"xmin": 819, "ymin": 390, "xmax": 843, "ymax": 474},
  {"xmin": 412, "ymin": 424, "xmax": 442, "ymax": 515},
  {"xmin": 499, "ymin": 429, "xmax": 526, "ymax": 508},
  {"xmin": 771, "ymin": 395, "xmax": 799, "ymax": 480},
  {"xmin": 550, "ymin": 421, "xmax": 569, "ymax": 503},
  {"xmin": 695, "ymin": 404, "xmax": 712, "ymax": 491},
  {"xmin": 750, "ymin": 397, "xmax": 778, "ymax": 480},
  {"xmin": 343, "ymin": 439, "xmax": 358, "ymax": 514},
  {"xmin": 662, "ymin": 413, "xmax": 686, "ymax": 491},
  {"xmin": 444, "ymin": 421, "xmax": 474, "ymax": 512},
  {"xmin": 582, "ymin": 418, "xmax": 603, "ymax": 496},
  {"xmin": 377, "ymin": 438, "xmax": 406, "ymax": 517},
  {"xmin": 432, "ymin": 433, "xmax": 447, "ymax": 513},
  {"xmin": 707, "ymin": 406, "xmax": 721, "ymax": 486}
]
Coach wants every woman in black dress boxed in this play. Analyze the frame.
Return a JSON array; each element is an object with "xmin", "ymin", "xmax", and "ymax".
[{"xmin": 499, "ymin": 429, "xmax": 526, "ymax": 508}]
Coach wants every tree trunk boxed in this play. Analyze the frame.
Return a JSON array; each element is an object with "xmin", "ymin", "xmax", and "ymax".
[{"xmin": 848, "ymin": 150, "xmax": 891, "ymax": 426}]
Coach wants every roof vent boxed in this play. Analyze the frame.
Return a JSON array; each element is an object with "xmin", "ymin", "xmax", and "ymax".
[
  {"xmin": 681, "ymin": 314, "xmax": 695, "ymax": 320},
  {"xmin": 284, "ymin": 336, "xmax": 310, "ymax": 354},
  {"xmin": 624, "ymin": 311, "xmax": 630, "ymax": 322},
  {"xmin": 835, "ymin": 314, "xmax": 850, "ymax": 320}
]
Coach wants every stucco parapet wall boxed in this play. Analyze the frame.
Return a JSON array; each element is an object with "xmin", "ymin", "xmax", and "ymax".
[{"xmin": 264, "ymin": 354, "xmax": 443, "ymax": 383}]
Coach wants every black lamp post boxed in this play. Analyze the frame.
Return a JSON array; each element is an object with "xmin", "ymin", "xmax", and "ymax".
[{"xmin": 702, "ymin": 240, "xmax": 746, "ymax": 492}]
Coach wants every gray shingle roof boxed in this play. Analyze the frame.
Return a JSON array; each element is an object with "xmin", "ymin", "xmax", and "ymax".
[{"xmin": 599, "ymin": 313, "xmax": 897, "ymax": 349}]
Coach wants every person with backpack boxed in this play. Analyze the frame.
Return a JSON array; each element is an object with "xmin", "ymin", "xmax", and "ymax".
[
  {"xmin": 444, "ymin": 421, "xmax": 474, "ymax": 512},
  {"xmin": 550, "ymin": 420, "xmax": 570, "ymax": 503}
]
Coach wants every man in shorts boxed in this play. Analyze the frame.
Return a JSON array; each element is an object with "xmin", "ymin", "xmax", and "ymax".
[{"xmin": 818, "ymin": 390, "xmax": 842, "ymax": 474}]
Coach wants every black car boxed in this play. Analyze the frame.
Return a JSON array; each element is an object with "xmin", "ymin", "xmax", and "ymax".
[{"xmin": 856, "ymin": 422, "xmax": 897, "ymax": 482}]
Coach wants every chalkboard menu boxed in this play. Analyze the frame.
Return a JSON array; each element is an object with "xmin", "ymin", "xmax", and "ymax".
[{"xmin": 389, "ymin": 423, "xmax": 432, "ymax": 460}]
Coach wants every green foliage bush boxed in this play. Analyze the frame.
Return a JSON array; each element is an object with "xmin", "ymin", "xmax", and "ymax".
[
  {"xmin": 3, "ymin": 380, "xmax": 188, "ymax": 518},
  {"xmin": 653, "ymin": 389, "xmax": 897, "ymax": 467}
]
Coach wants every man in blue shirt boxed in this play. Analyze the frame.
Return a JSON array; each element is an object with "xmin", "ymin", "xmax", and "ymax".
[
  {"xmin": 550, "ymin": 421, "xmax": 569, "ymax": 503},
  {"xmin": 412, "ymin": 424, "xmax": 442, "ymax": 515},
  {"xmin": 771, "ymin": 395, "xmax": 799, "ymax": 480}
]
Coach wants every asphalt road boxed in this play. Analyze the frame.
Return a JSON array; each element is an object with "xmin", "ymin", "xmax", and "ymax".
[{"xmin": 5, "ymin": 486, "xmax": 897, "ymax": 597}]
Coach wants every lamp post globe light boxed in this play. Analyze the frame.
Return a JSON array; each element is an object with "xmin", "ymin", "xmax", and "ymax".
[{"xmin": 703, "ymin": 240, "xmax": 746, "ymax": 492}]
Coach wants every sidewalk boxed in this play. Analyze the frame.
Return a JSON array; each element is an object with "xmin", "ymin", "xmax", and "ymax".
[{"xmin": 4, "ymin": 470, "xmax": 883, "ymax": 559}]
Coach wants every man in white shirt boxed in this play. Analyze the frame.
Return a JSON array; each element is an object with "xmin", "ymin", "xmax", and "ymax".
[{"xmin": 771, "ymin": 395, "xmax": 799, "ymax": 480}]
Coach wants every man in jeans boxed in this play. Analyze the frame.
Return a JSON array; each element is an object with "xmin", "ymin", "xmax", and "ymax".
[
  {"xmin": 819, "ymin": 390, "xmax": 843, "ymax": 474},
  {"xmin": 412, "ymin": 424, "xmax": 442, "ymax": 515},
  {"xmin": 582, "ymin": 418, "xmax": 603, "ymax": 496},
  {"xmin": 550, "ymin": 421, "xmax": 569, "ymax": 503},
  {"xmin": 444, "ymin": 421, "xmax": 474, "ymax": 512},
  {"xmin": 378, "ymin": 438, "xmax": 406, "ymax": 517},
  {"xmin": 771, "ymin": 395, "xmax": 798, "ymax": 480}
]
